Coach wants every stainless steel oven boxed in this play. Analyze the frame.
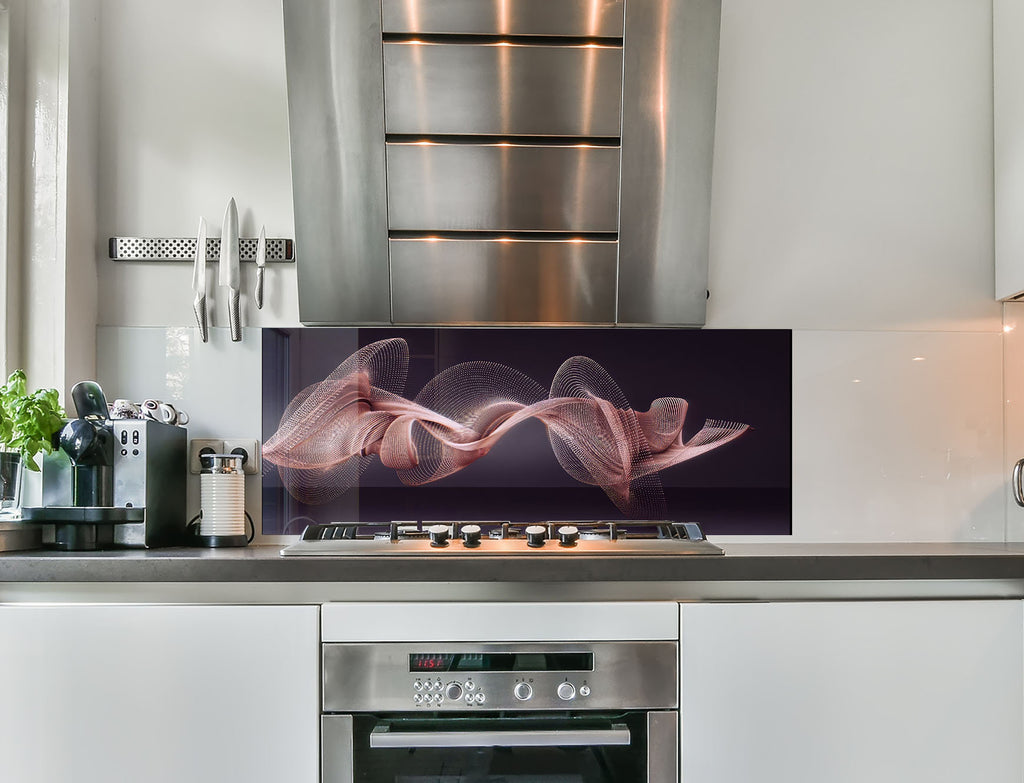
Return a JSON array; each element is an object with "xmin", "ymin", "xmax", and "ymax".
[{"xmin": 321, "ymin": 641, "xmax": 678, "ymax": 783}]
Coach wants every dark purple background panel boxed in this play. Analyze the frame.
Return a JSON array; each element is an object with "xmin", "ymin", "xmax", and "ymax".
[{"xmin": 262, "ymin": 328, "xmax": 792, "ymax": 535}]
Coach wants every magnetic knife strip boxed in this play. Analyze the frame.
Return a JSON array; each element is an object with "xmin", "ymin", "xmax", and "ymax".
[{"xmin": 109, "ymin": 237, "xmax": 294, "ymax": 262}]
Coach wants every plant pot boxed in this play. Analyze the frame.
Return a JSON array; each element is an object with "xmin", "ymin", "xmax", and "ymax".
[{"xmin": 0, "ymin": 451, "xmax": 23, "ymax": 517}]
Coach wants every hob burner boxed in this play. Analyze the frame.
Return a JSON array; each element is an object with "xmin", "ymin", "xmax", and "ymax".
[{"xmin": 280, "ymin": 520, "xmax": 722, "ymax": 556}]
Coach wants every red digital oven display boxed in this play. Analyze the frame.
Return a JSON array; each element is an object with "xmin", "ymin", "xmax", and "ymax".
[{"xmin": 410, "ymin": 654, "xmax": 456, "ymax": 672}]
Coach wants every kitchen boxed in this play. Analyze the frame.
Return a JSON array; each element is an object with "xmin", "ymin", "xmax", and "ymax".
[{"xmin": 1, "ymin": 0, "xmax": 1023, "ymax": 782}]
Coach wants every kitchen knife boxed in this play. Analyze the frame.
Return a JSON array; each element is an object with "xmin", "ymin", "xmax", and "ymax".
[
  {"xmin": 219, "ymin": 197, "xmax": 241, "ymax": 342},
  {"xmin": 192, "ymin": 216, "xmax": 209, "ymax": 342},
  {"xmin": 254, "ymin": 224, "xmax": 266, "ymax": 310}
]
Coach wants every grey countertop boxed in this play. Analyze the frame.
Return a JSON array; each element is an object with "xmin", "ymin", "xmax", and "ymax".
[{"xmin": 2, "ymin": 542, "xmax": 1024, "ymax": 587}]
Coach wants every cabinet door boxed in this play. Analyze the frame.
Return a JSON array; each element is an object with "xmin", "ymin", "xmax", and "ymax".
[
  {"xmin": 995, "ymin": 0, "xmax": 1024, "ymax": 299},
  {"xmin": 680, "ymin": 601, "xmax": 1023, "ymax": 783},
  {"xmin": 0, "ymin": 604, "xmax": 319, "ymax": 783}
]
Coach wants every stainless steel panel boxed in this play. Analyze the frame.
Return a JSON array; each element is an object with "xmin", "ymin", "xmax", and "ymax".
[
  {"xmin": 282, "ymin": 533, "xmax": 722, "ymax": 555},
  {"xmin": 647, "ymin": 712, "xmax": 679, "ymax": 783},
  {"xmin": 322, "ymin": 641, "xmax": 678, "ymax": 712},
  {"xmin": 111, "ymin": 420, "xmax": 187, "ymax": 548},
  {"xmin": 390, "ymin": 238, "xmax": 616, "ymax": 323},
  {"xmin": 384, "ymin": 42, "xmax": 622, "ymax": 137},
  {"xmin": 0, "ymin": 522, "xmax": 42, "ymax": 553},
  {"xmin": 321, "ymin": 715, "xmax": 354, "ymax": 783},
  {"xmin": 617, "ymin": 0, "xmax": 721, "ymax": 326},
  {"xmin": 382, "ymin": 0, "xmax": 624, "ymax": 37},
  {"xmin": 283, "ymin": 1, "xmax": 392, "ymax": 325},
  {"xmin": 386, "ymin": 143, "xmax": 620, "ymax": 231}
]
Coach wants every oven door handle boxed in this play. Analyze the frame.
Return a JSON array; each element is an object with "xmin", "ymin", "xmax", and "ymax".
[{"xmin": 369, "ymin": 723, "xmax": 632, "ymax": 749}]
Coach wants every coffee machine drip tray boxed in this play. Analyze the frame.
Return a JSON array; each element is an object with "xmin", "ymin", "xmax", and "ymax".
[{"xmin": 20, "ymin": 506, "xmax": 145, "ymax": 551}]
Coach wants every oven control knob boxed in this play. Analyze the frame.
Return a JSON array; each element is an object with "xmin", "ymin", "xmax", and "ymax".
[
  {"xmin": 525, "ymin": 525, "xmax": 547, "ymax": 548},
  {"xmin": 556, "ymin": 682, "xmax": 576, "ymax": 701},
  {"xmin": 557, "ymin": 525, "xmax": 579, "ymax": 546},
  {"xmin": 514, "ymin": 682, "xmax": 533, "ymax": 701},
  {"xmin": 428, "ymin": 524, "xmax": 450, "ymax": 547},
  {"xmin": 445, "ymin": 682, "xmax": 463, "ymax": 701},
  {"xmin": 461, "ymin": 524, "xmax": 482, "ymax": 548}
]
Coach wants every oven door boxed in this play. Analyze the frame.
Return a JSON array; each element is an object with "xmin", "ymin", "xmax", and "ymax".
[{"xmin": 323, "ymin": 711, "xmax": 677, "ymax": 783}]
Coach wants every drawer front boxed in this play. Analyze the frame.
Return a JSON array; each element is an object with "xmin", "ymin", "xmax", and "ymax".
[
  {"xmin": 381, "ymin": 0, "xmax": 625, "ymax": 37},
  {"xmin": 384, "ymin": 42, "xmax": 623, "ymax": 137},
  {"xmin": 390, "ymin": 238, "xmax": 617, "ymax": 323},
  {"xmin": 386, "ymin": 143, "xmax": 621, "ymax": 232}
]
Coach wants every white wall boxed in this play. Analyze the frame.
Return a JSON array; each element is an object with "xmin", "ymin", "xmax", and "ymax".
[
  {"xmin": 95, "ymin": 0, "xmax": 297, "ymax": 329},
  {"xmin": 92, "ymin": 0, "xmax": 1004, "ymax": 542}
]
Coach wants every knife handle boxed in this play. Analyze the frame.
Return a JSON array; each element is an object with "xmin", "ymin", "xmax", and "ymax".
[
  {"xmin": 255, "ymin": 267, "xmax": 265, "ymax": 310},
  {"xmin": 193, "ymin": 294, "xmax": 209, "ymax": 343},
  {"xmin": 229, "ymin": 289, "xmax": 241, "ymax": 342}
]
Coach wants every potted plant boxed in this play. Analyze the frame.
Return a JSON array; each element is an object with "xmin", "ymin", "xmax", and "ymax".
[{"xmin": 0, "ymin": 370, "xmax": 65, "ymax": 514}]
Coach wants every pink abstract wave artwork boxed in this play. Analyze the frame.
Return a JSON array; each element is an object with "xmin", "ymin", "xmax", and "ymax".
[{"xmin": 262, "ymin": 338, "xmax": 750, "ymax": 518}]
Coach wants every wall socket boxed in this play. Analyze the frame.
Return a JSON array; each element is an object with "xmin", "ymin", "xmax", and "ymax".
[
  {"xmin": 189, "ymin": 439, "xmax": 223, "ymax": 474},
  {"xmin": 223, "ymin": 439, "xmax": 261, "ymax": 475},
  {"xmin": 188, "ymin": 438, "xmax": 261, "ymax": 475}
]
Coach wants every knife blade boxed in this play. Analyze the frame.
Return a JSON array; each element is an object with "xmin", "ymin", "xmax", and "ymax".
[
  {"xmin": 219, "ymin": 197, "xmax": 241, "ymax": 342},
  {"xmin": 254, "ymin": 224, "xmax": 266, "ymax": 310},
  {"xmin": 192, "ymin": 216, "xmax": 209, "ymax": 342}
]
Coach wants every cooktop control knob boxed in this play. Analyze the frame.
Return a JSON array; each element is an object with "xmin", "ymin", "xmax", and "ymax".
[
  {"xmin": 461, "ymin": 524, "xmax": 482, "ymax": 548},
  {"xmin": 428, "ymin": 524, "xmax": 450, "ymax": 547},
  {"xmin": 525, "ymin": 525, "xmax": 547, "ymax": 548},
  {"xmin": 514, "ymin": 682, "xmax": 533, "ymax": 701},
  {"xmin": 445, "ymin": 682, "xmax": 463, "ymax": 701},
  {"xmin": 557, "ymin": 682, "xmax": 576, "ymax": 701},
  {"xmin": 557, "ymin": 525, "xmax": 579, "ymax": 547}
]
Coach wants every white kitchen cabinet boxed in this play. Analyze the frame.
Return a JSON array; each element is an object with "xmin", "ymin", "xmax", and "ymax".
[
  {"xmin": 680, "ymin": 600, "xmax": 1023, "ymax": 783},
  {"xmin": 996, "ymin": 0, "xmax": 1024, "ymax": 300},
  {"xmin": 0, "ymin": 604, "xmax": 319, "ymax": 783}
]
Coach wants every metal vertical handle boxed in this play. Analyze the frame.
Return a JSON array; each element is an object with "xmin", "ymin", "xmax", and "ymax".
[
  {"xmin": 647, "ymin": 711, "xmax": 678, "ymax": 783},
  {"xmin": 322, "ymin": 715, "xmax": 354, "ymax": 783},
  {"xmin": 192, "ymin": 294, "xmax": 208, "ymax": 343},
  {"xmin": 1013, "ymin": 459, "xmax": 1024, "ymax": 507},
  {"xmin": 254, "ymin": 266, "xmax": 265, "ymax": 310},
  {"xmin": 228, "ymin": 289, "xmax": 241, "ymax": 342}
]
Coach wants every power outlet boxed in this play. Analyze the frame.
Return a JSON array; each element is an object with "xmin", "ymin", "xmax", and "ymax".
[
  {"xmin": 223, "ymin": 438, "xmax": 261, "ymax": 475},
  {"xmin": 189, "ymin": 439, "xmax": 224, "ymax": 474}
]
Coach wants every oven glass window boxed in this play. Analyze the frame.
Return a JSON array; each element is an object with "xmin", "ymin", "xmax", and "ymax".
[{"xmin": 348, "ymin": 714, "xmax": 648, "ymax": 783}]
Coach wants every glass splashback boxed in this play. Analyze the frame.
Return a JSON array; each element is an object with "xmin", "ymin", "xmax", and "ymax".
[{"xmin": 262, "ymin": 328, "xmax": 791, "ymax": 535}]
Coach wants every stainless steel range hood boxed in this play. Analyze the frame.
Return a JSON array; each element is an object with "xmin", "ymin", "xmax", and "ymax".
[{"xmin": 283, "ymin": 0, "xmax": 721, "ymax": 326}]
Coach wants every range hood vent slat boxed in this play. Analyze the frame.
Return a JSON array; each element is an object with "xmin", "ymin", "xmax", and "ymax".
[
  {"xmin": 382, "ymin": 33, "xmax": 624, "ymax": 47},
  {"xmin": 381, "ymin": 0, "xmax": 626, "ymax": 38},
  {"xmin": 385, "ymin": 135, "xmax": 621, "ymax": 147},
  {"xmin": 388, "ymin": 231, "xmax": 619, "ymax": 242}
]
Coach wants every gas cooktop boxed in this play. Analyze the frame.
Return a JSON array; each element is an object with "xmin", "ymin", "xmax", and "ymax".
[{"xmin": 279, "ymin": 520, "xmax": 723, "ymax": 557}]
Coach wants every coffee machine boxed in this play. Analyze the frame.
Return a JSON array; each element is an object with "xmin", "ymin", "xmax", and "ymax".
[{"xmin": 22, "ymin": 381, "xmax": 187, "ymax": 550}]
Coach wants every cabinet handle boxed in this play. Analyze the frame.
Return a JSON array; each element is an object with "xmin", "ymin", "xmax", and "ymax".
[{"xmin": 1013, "ymin": 458, "xmax": 1024, "ymax": 507}]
